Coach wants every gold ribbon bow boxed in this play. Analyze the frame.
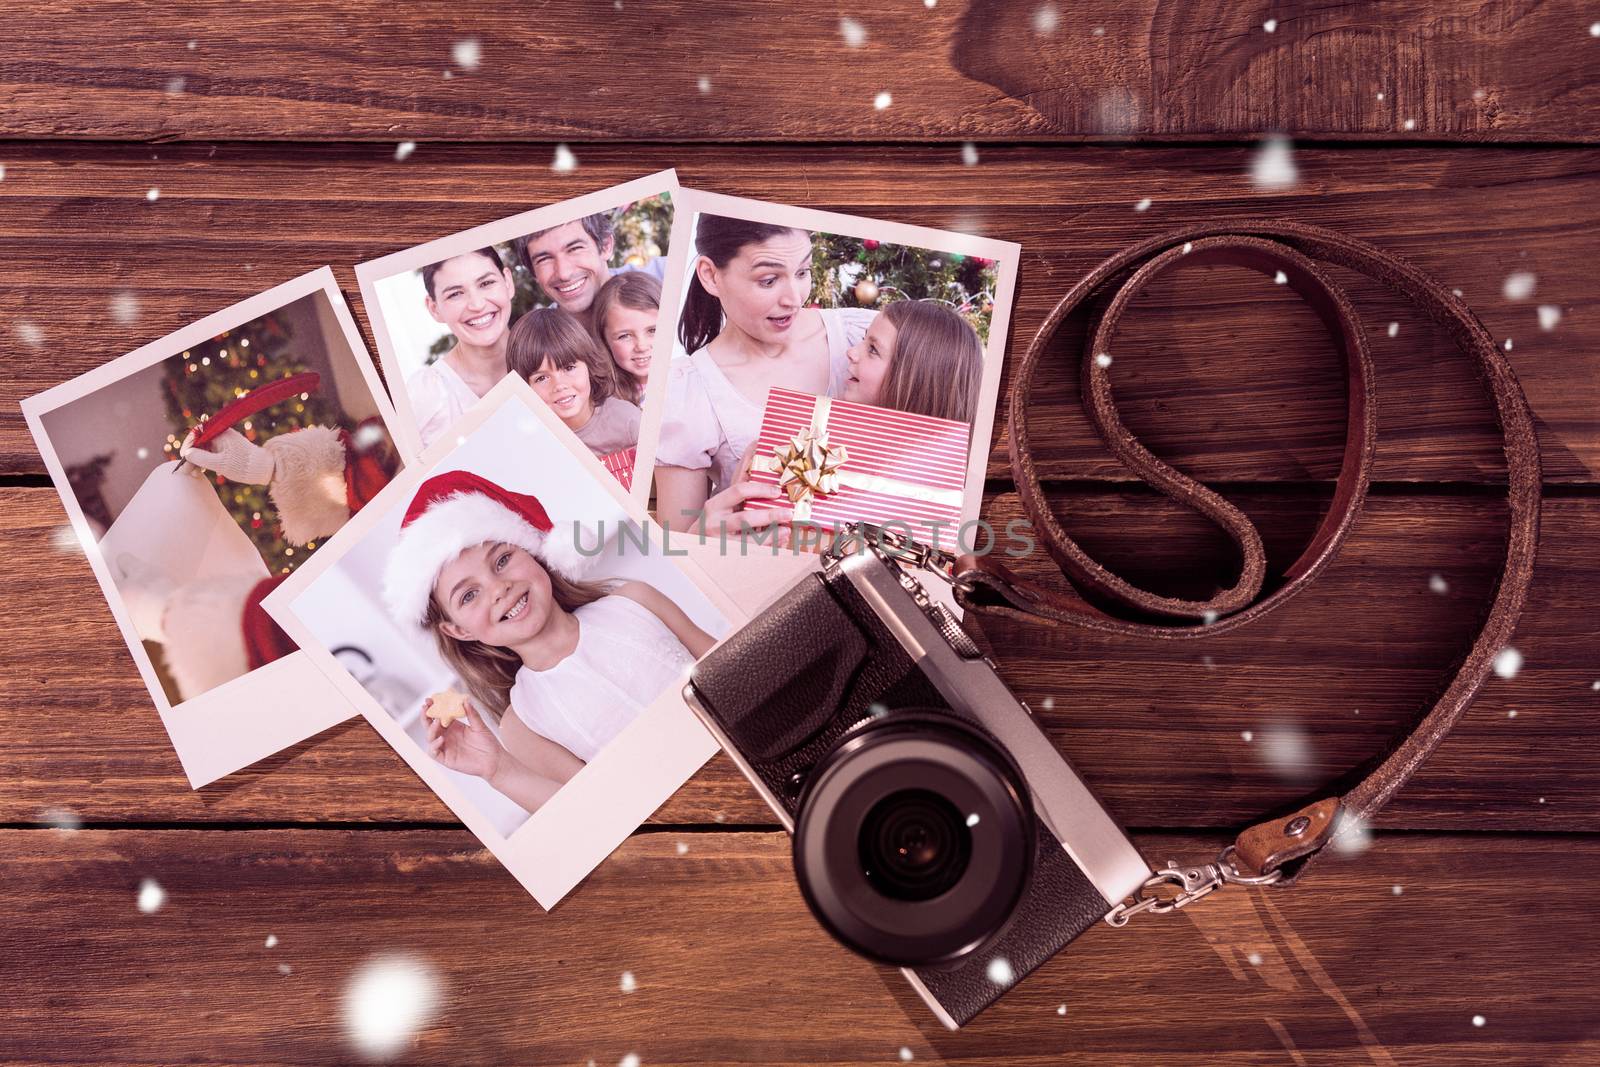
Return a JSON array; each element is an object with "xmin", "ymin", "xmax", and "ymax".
[{"xmin": 765, "ymin": 426, "xmax": 849, "ymax": 504}]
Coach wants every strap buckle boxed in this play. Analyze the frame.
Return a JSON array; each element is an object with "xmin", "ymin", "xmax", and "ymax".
[{"xmin": 1104, "ymin": 847, "xmax": 1284, "ymax": 927}]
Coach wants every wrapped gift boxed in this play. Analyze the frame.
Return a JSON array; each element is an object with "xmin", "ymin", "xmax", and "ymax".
[
  {"xmin": 600, "ymin": 446, "xmax": 636, "ymax": 490},
  {"xmin": 745, "ymin": 388, "xmax": 969, "ymax": 548}
]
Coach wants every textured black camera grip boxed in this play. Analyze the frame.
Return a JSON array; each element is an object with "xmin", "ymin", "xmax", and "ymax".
[{"xmin": 690, "ymin": 576, "xmax": 871, "ymax": 764}]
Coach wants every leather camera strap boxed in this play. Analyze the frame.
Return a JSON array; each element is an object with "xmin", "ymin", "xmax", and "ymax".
[{"xmin": 954, "ymin": 221, "xmax": 1542, "ymax": 884}]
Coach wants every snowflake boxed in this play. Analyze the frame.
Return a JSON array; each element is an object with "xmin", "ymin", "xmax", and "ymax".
[
  {"xmin": 1403, "ymin": 118, "xmax": 1416, "ymax": 131},
  {"xmin": 1094, "ymin": 352, "xmax": 1112, "ymax": 367},
  {"xmin": 697, "ymin": 76, "xmax": 711, "ymax": 93},
  {"xmin": 1429, "ymin": 574, "xmax": 1449, "ymax": 594},
  {"xmin": 165, "ymin": 76, "xmax": 186, "ymax": 95},
  {"xmin": 1493, "ymin": 646, "xmax": 1523, "ymax": 679},
  {"xmin": 1591, "ymin": 22, "xmax": 1599, "ymax": 37},
  {"xmin": 1392, "ymin": 885, "xmax": 1403, "ymax": 895},
  {"xmin": 1537, "ymin": 305, "xmax": 1562, "ymax": 330},
  {"xmin": 840, "ymin": 18, "xmax": 867, "ymax": 47},
  {"xmin": 1092, "ymin": 26, "xmax": 1105, "ymax": 36},
  {"xmin": 1263, "ymin": 18, "xmax": 1277, "ymax": 32},
  {"xmin": 986, "ymin": 957, "xmax": 1015, "ymax": 986},
  {"xmin": 1258, "ymin": 723, "xmax": 1313, "ymax": 780},
  {"xmin": 0, "ymin": 164, "xmax": 5, "ymax": 180},
  {"xmin": 1247, "ymin": 952, "xmax": 1262, "ymax": 965},
  {"xmin": 266, "ymin": 934, "xmax": 279, "ymax": 948},
  {"xmin": 1056, "ymin": 1004, "xmax": 1067, "ymax": 1015},
  {"xmin": 342, "ymin": 953, "xmax": 442, "ymax": 1060},
  {"xmin": 620, "ymin": 970, "xmax": 637, "ymax": 992},
  {"xmin": 39, "ymin": 806, "xmax": 81, "ymax": 830},
  {"xmin": 136, "ymin": 446, "xmax": 149, "ymax": 460},
  {"xmin": 1040, "ymin": 696, "xmax": 1054, "ymax": 710},
  {"xmin": 1331, "ymin": 813, "xmax": 1372, "ymax": 854},
  {"xmin": 874, "ymin": 91, "xmax": 892, "ymax": 110},
  {"xmin": 676, "ymin": 841, "xmax": 689, "ymax": 855},
  {"xmin": 620, "ymin": 1056, "xmax": 641, "ymax": 1067},
  {"xmin": 552, "ymin": 144, "xmax": 578, "ymax": 173},
  {"xmin": 187, "ymin": 39, "xmax": 196, "ymax": 49},
  {"xmin": 1133, "ymin": 197, "xmax": 1152, "ymax": 211},
  {"xmin": 1033, "ymin": 4, "xmax": 1059, "ymax": 34},
  {"xmin": 926, "ymin": 0, "xmax": 937, "ymax": 7},
  {"xmin": 395, "ymin": 141, "xmax": 416, "ymax": 161},
  {"xmin": 1273, "ymin": 271, "xmax": 1288, "ymax": 285},
  {"xmin": 138, "ymin": 878, "xmax": 167, "ymax": 913},
  {"xmin": 1182, "ymin": 242, "xmax": 1193, "ymax": 253},
  {"xmin": 899, "ymin": 1049, "xmax": 914, "ymax": 1062},
  {"xmin": 714, "ymin": 812, "xmax": 726, "ymax": 823},
  {"xmin": 1376, "ymin": 92, "xmax": 1385, "ymax": 101},
  {"xmin": 1387, "ymin": 322, "xmax": 1399, "ymax": 338},
  {"xmin": 1203, "ymin": 610, "xmax": 1219, "ymax": 624},
  {"xmin": 868, "ymin": 702, "xmax": 890, "ymax": 718},
  {"xmin": 1502, "ymin": 272, "xmax": 1536, "ymax": 301},
  {"xmin": 111, "ymin": 292, "xmax": 140, "ymax": 323},
  {"xmin": 452, "ymin": 39, "xmax": 481, "ymax": 69},
  {"xmin": 965, "ymin": 813, "xmax": 980, "ymax": 827},
  {"xmin": 51, "ymin": 525, "xmax": 85, "ymax": 554},
  {"xmin": 1241, "ymin": 730, "xmax": 1254, "ymax": 743},
  {"xmin": 278, "ymin": 963, "xmax": 293, "ymax": 975},
  {"xmin": 353, "ymin": 423, "xmax": 387, "ymax": 449},
  {"xmin": 961, "ymin": 142, "xmax": 978, "ymax": 166},
  {"xmin": 1591, "ymin": 680, "xmax": 1600, "ymax": 691},
  {"xmin": 146, "ymin": 188, "xmax": 160, "ymax": 201},
  {"xmin": 1507, "ymin": 709, "xmax": 1518, "ymax": 718},
  {"xmin": 1503, "ymin": 338, "xmax": 1513, "ymax": 351},
  {"xmin": 1248, "ymin": 136, "xmax": 1299, "ymax": 191},
  {"xmin": 1472, "ymin": 1015, "xmax": 1487, "ymax": 1028}
]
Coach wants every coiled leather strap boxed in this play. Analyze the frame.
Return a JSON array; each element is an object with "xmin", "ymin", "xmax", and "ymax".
[{"xmin": 955, "ymin": 221, "xmax": 1542, "ymax": 882}]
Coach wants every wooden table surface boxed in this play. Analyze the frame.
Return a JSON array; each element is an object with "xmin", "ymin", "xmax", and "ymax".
[{"xmin": 4, "ymin": 4, "xmax": 1598, "ymax": 1064}]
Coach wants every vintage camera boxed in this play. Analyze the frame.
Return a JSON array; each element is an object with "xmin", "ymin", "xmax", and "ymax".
[{"xmin": 683, "ymin": 526, "xmax": 1151, "ymax": 1028}]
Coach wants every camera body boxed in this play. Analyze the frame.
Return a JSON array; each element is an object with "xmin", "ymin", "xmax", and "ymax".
[{"xmin": 683, "ymin": 529, "xmax": 1150, "ymax": 1028}]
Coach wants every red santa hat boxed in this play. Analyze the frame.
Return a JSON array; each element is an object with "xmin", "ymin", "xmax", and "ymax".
[{"xmin": 382, "ymin": 471, "xmax": 591, "ymax": 632}]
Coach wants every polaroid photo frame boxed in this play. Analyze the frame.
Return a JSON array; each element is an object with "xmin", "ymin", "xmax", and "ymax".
[
  {"xmin": 355, "ymin": 170, "xmax": 684, "ymax": 505},
  {"xmin": 651, "ymin": 188, "xmax": 1020, "ymax": 603},
  {"xmin": 262, "ymin": 376, "xmax": 741, "ymax": 907},
  {"xmin": 21, "ymin": 268, "xmax": 404, "ymax": 787}
]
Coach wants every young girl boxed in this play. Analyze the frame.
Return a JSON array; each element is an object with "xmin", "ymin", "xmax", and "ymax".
[
  {"xmin": 589, "ymin": 270, "xmax": 661, "ymax": 405},
  {"xmin": 654, "ymin": 215, "xmax": 877, "ymax": 535},
  {"xmin": 383, "ymin": 471, "xmax": 715, "ymax": 815},
  {"xmin": 408, "ymin": 247, "xmax": 517, "ymax": 450},
  {"xmin": 507, "ymin": 307, "xmax": 642, "ymax": 457},
  {"xmin": 842, "ymin": 299, "xmax": 982, "ymax": 423}
]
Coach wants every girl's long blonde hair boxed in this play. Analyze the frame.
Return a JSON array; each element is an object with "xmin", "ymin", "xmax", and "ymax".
[
  {"xmin": 590, "ymin": 271, "xmax": 662, "ymax": 405},
  {"xmin": 877, "ymin": 300, "xmax": 983, "ymax": 423},
  {"xmin": 422, "ymin": 554, "xmax": 613, "ymax": 717}
]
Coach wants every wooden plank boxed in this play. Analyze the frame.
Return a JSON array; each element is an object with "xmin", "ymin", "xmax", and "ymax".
[
  {"xmin": 4, "ymin": 485, "xmax": 1594, "ymax": 831},
  {"xmin": 2, "ymin": 143, "xmax": 1595, "ymax": 481},
  {"xmin": 4, "ymin": 2, "xmax": 1599, "ymax": 142},
  {"xmin": 2, "ymin": 828, "xmax": 1595, "ymax": 1063}
]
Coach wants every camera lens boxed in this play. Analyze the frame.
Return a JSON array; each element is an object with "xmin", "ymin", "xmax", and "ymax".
[
  {"xmin": 792, "ymin": 709, "xmax": 1033, "ymax": 967},
  {"xmin": 859, "ymin": 789, "xmax": 971, "ymax": 901}
]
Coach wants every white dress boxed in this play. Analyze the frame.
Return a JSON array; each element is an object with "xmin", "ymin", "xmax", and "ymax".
[
  {"xmin": 406, "ymin": 359, "xmax": 485, "ymax": 451},
  {"xmin": 507, "ymin": 594, "xmax": 693, "ymax": 762},
  {"xmin": 655, "ymin": 307, "xmax": 877, "ymax": 494}
]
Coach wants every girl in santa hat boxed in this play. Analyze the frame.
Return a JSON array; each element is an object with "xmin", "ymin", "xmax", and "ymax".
[{"xmin": 383, "ymin": 471, "xmax": 713, "ymax": 814}]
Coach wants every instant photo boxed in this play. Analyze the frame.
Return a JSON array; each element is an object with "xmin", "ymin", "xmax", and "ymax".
[
  {"xmin": 22, "ymin": 268, "xmax": 403, "ymax": 786},
  {"xmin": 652, "ymin": 188, "xmax": 1019, "ymax": 599},
  {"xmin": 264, "ymin": 378, "xmax": 738, "ymax": 907},
  {"xmin": 357, "ymin": 170, "xmax": 682, "ymax": 500}
]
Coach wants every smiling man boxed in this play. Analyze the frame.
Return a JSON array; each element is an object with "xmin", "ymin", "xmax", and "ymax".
[{"xmin": 513, "ymin": 213, "xmax": 666, "ymax": 331}]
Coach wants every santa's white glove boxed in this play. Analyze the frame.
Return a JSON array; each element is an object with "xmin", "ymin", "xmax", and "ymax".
[{"xmin": 180, "ymin": 428, "xmax": 275, "ymax": 485}]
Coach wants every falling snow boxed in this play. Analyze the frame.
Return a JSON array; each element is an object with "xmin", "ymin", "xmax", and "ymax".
[
  {"xmin": 1241, "ymin": 730, "xmax": 1254, "ymax": 743},
  {"xmin": 966, "ymin": 813, "xmax": 981, "ymax": 827},
  {"xmin": 1403, "ymin": 118, "xmax": 1416, "ymax": 131},
  {"xmin": 1503, "ymin": 338, "xmax": 1513, "ymax": 351},
  {"xmin": 552, "ymin": 144, "xmax": 578, "ymax": 172},
  {"xmin": 1251, "ymin": 136, "xmax": 1298, "ymax": 190},
  {"xmin": 1331, "ymin": 813, "xmax": 1372, "ymax": 854},
  {"xmin": 620, "ymin": 971, "xmax": 637, "ymax": 993},
  {"xmin": 697, "ymin": 76, "xmax": 711, "ymax": 93},
  {"xmin": 266, "ymin": 934, "xmax": 279, "ymax": 948},
  {"xmin": 961, "ymin": 142, "xmax": 978, "ymax": 166},
  {"xmin": 1263, "ymin": 18, "xmax": 1277, "ymax": 32},
  {"xmin": 1387, "ymin": 322, "xmax": 1399, "ymax": 338},
  {"xmin": 111, "ymin": 292, "xmax": 140, "ymax": 323},
  {"xmin": 1056, "ymin": 1004, "xmax": 1067, "ymax": 1015},
  {"xmin": 40, "ymin": 806, "xmax": 81, "ymax": 831},
  {"xmin": 1502, "ymin": 272, "xmax": 1536, "ymax": 301},
  {"xmin": 0, "ymin": 164, "xmax": 5, "ymax": 180},
  {"xmin": 1041, "ymin": 696, "xmax": 1054, "ymax": 710},
  {"xmin": 986, "ymin": 957, "xmax": 1015, "ymax": 986},
  {"xmin": 1095, "ymin": 352, "xmax": 1113, "ymax": 367},
  {"xmin": 840, "ymin": 18, "xmax": 867, "ymax": 47},
  {"xmin": 395, "ymin": 141, "xmax": 416, "ymax": 161},
  {"xmin": 1203, "ymin": 610, "xmax": 1219, "ymax": 624},
  {"xmin": 452, "ymin": 39, "xmax": 481, "ymax": 69},
  {"xmin": 1591, "ymin": 22, "xmax": 1600, "ymax": 37},
  {"xmin": 51, "ymin": 525, "xmax": 84, "ymax": 554},
  {"xmin": 1392, "ymin": 885, "xmax": 1404, "ymax": 895},
  {"xmin": 278, "ymin": 963, "xmax": 293, "ymax": 975},
  {"xmin": 1259, "ymin": 723, "xmax": 1313, "ymax": 780},
  {"xmin": 1377, "ymin": 91, "xmax": 1385, "ymax": 101},
  {"xmin": 1493, "ymin": 646, "xmax": 1523, "ymax": 679},
  {"xmin": 1092, "ymin": 26, "xmax": 1105, "ymax": 36},
  {"xmin": 165, "ymin": 76, "xmax": 186, "ymax": 95},
  {"xmin": 1429, "ymin": 574, "xmax": 1449, "ymax": 594},
  {"xmin": 1033, "ymin": 4, "xmax": 1059, "ymax": 34},
  {"xmin": 874, "ymin": 92, "xmax": 892, "ymax": 110},
  {"xmin": 353, "ymin": 423, "xmax": 387, "ymax": 449},
  {"xmin": 1133, "ymin": 197, "xmax": 1152, "ymax": 211},
  {"xmin": 342, "ymin": 954, "xmax": 442, "ymax": 1061},
  {"xmin": 620, "ymin": 1056, "xmax": 641, "ymax": 1067},
  {"xmin": 1538, "ymin": 305, "xmax": 1562, "ymax": 330},
  {"xmin": 138, "ymin": 879, "xmax": 167, "ymax": 913},
  {"xmin": 1507, "ymin": 709, "xmax": 1518, "ymax": 718},
  {"xmin": 1247, "ymin": 952, "xmax": 1263, "ymax": 965},
  {"xmin": 1273, "ymin": 271, "xmax": 1288, "ymax": 285},
  {"xmin": 146, "ymin": 188, "xmax": 160, "ymax": 201},
  {"xmin": 1472, "ymin": 1015, "xmax": 1487, "ymax": 1028},
  {"xmin": 676, "ymin": 841, "xmax": 689, "ymax": 855},
  {"xmin": 899, "ymin": 1049, "xmax": 914, "ymax": 1062}
]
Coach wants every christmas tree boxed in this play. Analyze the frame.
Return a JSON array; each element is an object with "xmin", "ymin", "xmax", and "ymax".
[
  {"xmin": 160, "ymin": 311, "xmax": 338, "ymax": 575},
  {"xmin": 813, "ymin": 234, "xmax": 999, "ymax": 344}
]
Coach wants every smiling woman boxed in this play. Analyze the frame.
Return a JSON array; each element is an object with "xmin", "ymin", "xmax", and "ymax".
[{"xmin": 408, "ymin": 247, "xmax": 517, "ymax": 450}]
